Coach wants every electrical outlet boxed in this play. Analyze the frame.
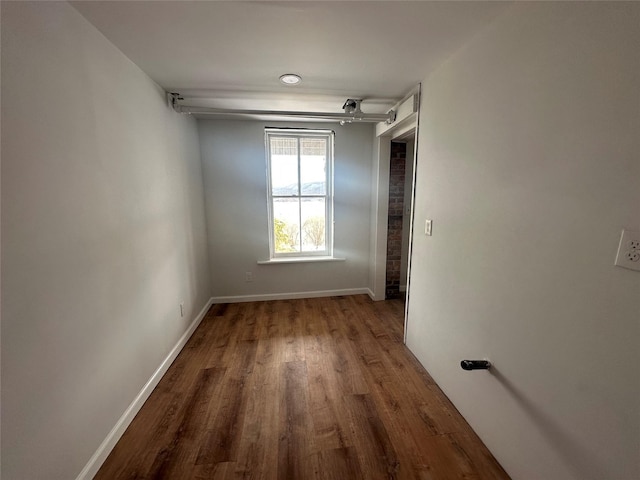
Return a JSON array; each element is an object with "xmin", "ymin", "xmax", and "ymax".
[
  {"xmin": 179, "ymin": 302, "xmax": 184, "ymax": 317},
  {"xmin": 614, "ymin": 229, "xmax": 640, "ymax": 271},
  {"xmin": 245, "ymin": 271, "xmax": 253, "ymax": 282},
  {"xmin": 626, "ymin": 250, "xmax": 640, "ymax": 262}
]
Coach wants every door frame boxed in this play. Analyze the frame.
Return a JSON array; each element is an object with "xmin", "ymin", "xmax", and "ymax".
[{"xmin": 369, "ymin": 87, "xmax": 420, "ymax": 305}]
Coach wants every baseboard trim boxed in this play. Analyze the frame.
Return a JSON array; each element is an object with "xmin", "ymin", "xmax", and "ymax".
[
  {"xmin": 75, "ymin": 296, "xmax": 214, "ymax": 480},
  {"xmin": 212, "ymin": 288, "xmax": 369, "ymax": 304},
  {"xmin": 366, "ymin": 288, "xmax": 376, "ymax": 301}
]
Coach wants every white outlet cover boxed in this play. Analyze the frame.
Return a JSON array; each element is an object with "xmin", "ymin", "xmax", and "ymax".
[
  {"xmin": 614, "ymin": 229, "xmax": 640, "ymax": 271},
  {"xmin": 425, "ymin": 219, "xmax": 433, "ymax": 236}
]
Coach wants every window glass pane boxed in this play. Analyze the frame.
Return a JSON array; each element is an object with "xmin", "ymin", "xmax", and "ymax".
[
  {"xmin": 273, "ymin": 198, "xmax": 300, "ymax": 253},
  {"xmin": 301, "ymin": 198, "xmax": 326, "ymax": 252},
  {"xmin": 270, "ymin": 137, "xmax": 298, "ymax": 196},
  {"xmin": 300, "ymin": 138, "xmax": 326, "ymax": 195}
]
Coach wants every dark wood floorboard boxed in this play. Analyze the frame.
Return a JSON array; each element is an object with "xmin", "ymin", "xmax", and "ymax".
[{"xmin": 95, "ymin": 295, "xmax": 509, "ymax": 480}]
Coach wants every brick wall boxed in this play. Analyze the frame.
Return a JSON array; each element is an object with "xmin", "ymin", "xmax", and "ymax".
[{"xmin": 386, "ymin": 142, "xmax": 406, "ymax": 299}]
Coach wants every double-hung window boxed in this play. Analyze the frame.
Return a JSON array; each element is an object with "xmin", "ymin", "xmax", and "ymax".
[{"xmin": 266, "ymin": 128, "xmax": 334, "ymax": 259}]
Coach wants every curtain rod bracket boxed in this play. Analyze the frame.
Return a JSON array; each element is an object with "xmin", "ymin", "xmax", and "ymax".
[
  {"xmin": 386, "ymin": 110, "xmax": 397, "ymax": 125},
  {"xmin": 168, "ymin": 92, "xmax": 184, "ymax": 111}
]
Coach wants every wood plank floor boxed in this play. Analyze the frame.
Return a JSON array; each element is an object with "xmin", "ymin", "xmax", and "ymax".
[{"xmin": 96, "ymin": 295, "xmax": 510, "ymax": 480}]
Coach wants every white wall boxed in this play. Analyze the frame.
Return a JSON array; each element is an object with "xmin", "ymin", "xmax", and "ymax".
[
  {"xmin": 407, "ymin": 2, "xmax": 639, "ymax": 480},
  {"xmin": 198, "ymin": 120, "xmax": 372, "ymax": 300},
  {"xmin": 1, "ymin": 2, "xmax": 211, "ymax": 479}
]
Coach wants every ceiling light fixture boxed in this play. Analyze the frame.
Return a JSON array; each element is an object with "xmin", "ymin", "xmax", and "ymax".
[{"xmin": 279, "ymin": 73, "xmax": 302, "ymax": 85}]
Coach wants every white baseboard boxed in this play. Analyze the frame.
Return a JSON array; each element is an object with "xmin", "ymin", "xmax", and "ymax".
[
  {"xmin": 366, "ymin": 288, "xmax": 377, "ymax": 301},
  {"xmin": 212, "ymin": 288, "xmax": 369, "ymax": 304},
  {"xmin": 75, "ymin": 297, "xmax": 214, "ymax": 480}
]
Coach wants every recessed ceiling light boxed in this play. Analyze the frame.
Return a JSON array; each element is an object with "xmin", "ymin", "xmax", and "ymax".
[{"xmin": 279, "ymin": 73, "xmax": 302, "ymax": 85}]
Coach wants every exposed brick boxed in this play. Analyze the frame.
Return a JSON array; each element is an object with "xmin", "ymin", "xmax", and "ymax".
[{"xmin": 386, "ymin": 142, "xmax": 407, "ymax": 295}]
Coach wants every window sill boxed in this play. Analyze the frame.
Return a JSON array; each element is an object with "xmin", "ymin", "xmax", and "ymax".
[{"xmin": 257, "ymin": 256, "xmax": 346, "ymax": 265}]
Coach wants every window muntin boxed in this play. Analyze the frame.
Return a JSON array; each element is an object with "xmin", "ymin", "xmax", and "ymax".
[{"xmin": 266, "ymin": 129, "xmax": 333, "ymax": 258}]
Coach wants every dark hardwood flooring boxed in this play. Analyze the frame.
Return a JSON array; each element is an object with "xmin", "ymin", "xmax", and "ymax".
[{"xmin": 95, "ymin": 295, "xmax": 509, "ymax": 479}]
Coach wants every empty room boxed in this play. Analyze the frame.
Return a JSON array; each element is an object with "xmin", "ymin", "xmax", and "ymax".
[{"xmin": 1, "ymin": 1, "xmax": 638, "ymax": 479}]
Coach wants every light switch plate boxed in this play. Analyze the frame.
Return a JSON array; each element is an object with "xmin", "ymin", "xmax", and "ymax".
[
  {"xmin": 614, "ymin": 229, "xmax": 640, "ymax": 271},
  {"xmin": 425, "ymin": 219, "xmax": 433, "ymax": 236}
]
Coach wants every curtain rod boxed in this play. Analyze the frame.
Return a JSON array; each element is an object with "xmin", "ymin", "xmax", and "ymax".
[{"xmin": 168, "ymin": 93, "xmax": 396, "ymax": 124}]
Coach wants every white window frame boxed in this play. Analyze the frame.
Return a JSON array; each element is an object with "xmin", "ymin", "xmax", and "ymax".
[{"xmin": 265, "ymin": 128, "xmax": 334, "ymax": 259}]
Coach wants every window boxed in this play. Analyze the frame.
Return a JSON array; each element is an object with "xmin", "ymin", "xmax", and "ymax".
[{"xmin": 266, "ymin": 128, "xmax": 334, "ymax": 258}]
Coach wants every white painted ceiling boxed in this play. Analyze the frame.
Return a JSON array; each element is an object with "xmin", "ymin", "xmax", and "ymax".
[{"xmin": 71, "ymin": 1, "xmax": 512, "ymax": 115}]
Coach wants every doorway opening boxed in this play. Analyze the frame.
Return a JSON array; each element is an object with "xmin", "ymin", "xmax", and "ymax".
[{"xmin": 385, "ymin": 133, "xmax": 415, "ymax": 301}]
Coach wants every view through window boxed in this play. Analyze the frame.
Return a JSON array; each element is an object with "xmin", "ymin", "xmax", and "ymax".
[{"xmin": 266, "ymin": 129, "xmax": 334, "ymax": 257}]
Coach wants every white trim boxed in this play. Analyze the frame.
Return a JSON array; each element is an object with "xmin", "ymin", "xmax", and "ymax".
[
  {"xmin": 212, "ymin": 288, "xmax": 368, "ymax": 304},
  {"xmin": 403, "ymin": 84, "xmax": 422, "ymax": 345},
  {"xmin": 366, "ymin": 288, "xmax": 377, "ymax": 301},
  {"xmin": 75, "ymin": 297, "xmax": 214, "ymax": 480},
  {"xmin": 265, "ymin": 129, "xmax": 334, "ymax": 259},
  {"xmin": 369, "ymin": 136, "xmax": 391, "ymax": 301},
  {"xmin": 257, "ymin": 256, "xmax": 345, "ymax": 265},
  {"xmin": 375, "ymin": 93, "xmax": 419, "ymax": 137}
]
